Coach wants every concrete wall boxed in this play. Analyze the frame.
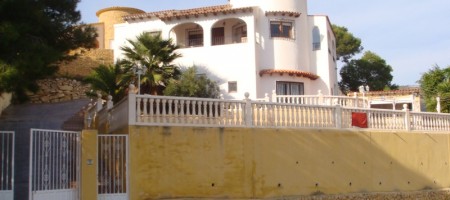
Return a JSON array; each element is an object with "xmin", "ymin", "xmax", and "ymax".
[{"xmin": 127, "ymin": 126, "xmax": 450, "ymax": 199}]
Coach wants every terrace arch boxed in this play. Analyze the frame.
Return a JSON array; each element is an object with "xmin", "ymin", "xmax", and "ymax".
[
  {"xmin": 169, "ymin": 22, "xmax": 204, "ymax": 48},
  {"xmin": 211, "ymin": 18, "xmax": 247, "ymax": 46}
]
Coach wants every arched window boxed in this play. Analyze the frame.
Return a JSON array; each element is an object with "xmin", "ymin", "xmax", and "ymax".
[{"xmin": 312, "ymin": 26, "xmax": 321, "ymax": 51}]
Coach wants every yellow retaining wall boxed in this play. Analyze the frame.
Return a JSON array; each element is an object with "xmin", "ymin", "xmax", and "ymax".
[
  {"xmin": 128, "ymin": 126, "xmax": 450, "ymax": 200},
  {"xmin": 81, "ymin": 130, "xmax": 98, "ymax": 200}
]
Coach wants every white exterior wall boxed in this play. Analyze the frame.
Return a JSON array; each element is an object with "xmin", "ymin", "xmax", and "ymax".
[
  {"xmin": 114, "ymin": 19, "xmax": 170, "ymax": 60},
  {"xmin": 326, "ymin": 19, "xmax": 339, "ymax": 95},
  {"xmin": 114, "ymin": 12, "xmax": 258, "ymax": 99},
  {"xmin": 172, "ymin": 14, "xmax": 257, "ymax": 99},
  {"xmin": 111, "ymin": 0, "xmax": 338, "ymax": 99},
  {"xmin": 308, "ymin": 16, "xmax": 338, "ymax": 95}
]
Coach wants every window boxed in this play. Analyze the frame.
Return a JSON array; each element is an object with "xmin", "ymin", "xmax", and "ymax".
[
  {"xmin": 276, "ymin": 82, "xmax": 304, "ymax": 95},
  {"xmin": 270, "ymin": 21, "xmax": 294, "ymax": 39},
  {"xmin": 312, "ymin": 26, "xmax": 321, "ymax": 50},
  {"xmin": 187, "ymin": 29, "xmax": 203, "ymax": 47},
  {"xmin": 228, "ymin": 81, "xmax": 237, "ymax": 93}
]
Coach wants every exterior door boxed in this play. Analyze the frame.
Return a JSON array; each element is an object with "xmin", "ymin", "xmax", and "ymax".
[
  {"xmin": 98, "ymin": 135, "xmax": 129, "ymax": 200},
  {"xmin": 29, "ymin": 129, "xmax": 80, "ymax": 200}
]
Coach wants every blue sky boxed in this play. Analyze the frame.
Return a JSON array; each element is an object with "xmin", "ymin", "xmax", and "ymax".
[{"xmin": 78, "ymin": 0, "xmax": 450, "ymax": 86}]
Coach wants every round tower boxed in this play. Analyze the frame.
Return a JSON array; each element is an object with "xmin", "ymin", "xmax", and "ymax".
[
  {"xmin": 229, "ymin": 0, "xmax": 307, "ymax": 13},
  {"xmin": 96, "ymin": 7, "xmax": 145, "ymax": 49}
]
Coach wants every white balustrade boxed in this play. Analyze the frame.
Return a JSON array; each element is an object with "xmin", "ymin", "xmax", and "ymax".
[
  {"xmin": 251, "ymin": 102, "xmax": 336, "ymax": 128},
  {"xmin": 134, "ymin": 95, "xmax": 246, "ymax": 127},
  {"xmin": 90, "ymin": 87, "xmax": 450, "ymax": 133},
  {"xmin": 342, "ymin": 108, "xmax": 406, "ymax": 130},
  {"xmin": 410, "ymin": 112, "xmax": 450, "ymax": 131}
]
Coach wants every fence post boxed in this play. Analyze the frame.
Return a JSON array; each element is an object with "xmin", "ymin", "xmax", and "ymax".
[
  {"xmin": 353, "ymin": 92, "xmax": 358, "ymax": 108},
  {"xmin": 244, "ymin": 92, "xmax": 253, "ymax": 127},
  {"xmin": 80, "ymin": 129, "xmax": 98, "ymax": 200},
  {"xmin": 106, "ymin": 95, "xmax": 113, "ymax": 110},
  {"xmin": 271, "ymin": 90, "xmax": 277, "ymax": 103},
  {"xmin": 403, "ymin": 104, "xmax": 411, "ymax": 131},
  {"xmin": 335, "ymin": 104, "xmax": 342, "ymax": 129},
  {"xmin": 318, "ymin": 90, "xmax": 324, "ymax": 105},
  {"xmin": 84, "ymin": 103, "xmax": 93, "ymax": 129},
  {"xmin": 96, "ymin": 93, "xmax": 103, "ymax": 111},
  {"xmin": 128, "ymin": 84, "xmax": 137, "ymax": 125}
]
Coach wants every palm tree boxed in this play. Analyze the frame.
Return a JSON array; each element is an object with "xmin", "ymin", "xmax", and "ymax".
[
  {"xmin": 83, "ymin": 63, "xmax": 126, "ymax": 103},
  {"xmin": 120, "ymin": 33, "xmax": 182, "ymax": 95}
]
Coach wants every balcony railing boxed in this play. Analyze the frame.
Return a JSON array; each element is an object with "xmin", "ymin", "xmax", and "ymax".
[
  {"xmin": 181, "ymin": 38, "xmax": 203, "ymax": 48},
  {"xmin": 259, "ymin": 90, "xmax": 369, "ymax": 108},
  {"xmin": 87, "ymin": 86, "xmax": 450, "ymax": 133},
  {"xmin": 212, "ymin": 36, "xmax": 225, "ymax": 46}
]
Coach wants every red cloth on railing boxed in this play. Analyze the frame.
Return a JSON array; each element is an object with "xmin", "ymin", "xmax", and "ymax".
[{"xmin": 352, "ymin": 112, "xmax": 368, "ymax": 128}]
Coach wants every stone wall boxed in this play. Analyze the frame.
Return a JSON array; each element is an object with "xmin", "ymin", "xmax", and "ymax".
[
  {"xmin": 28, "ymin": 78, "xmax": 90, "ymax": 103},
  {"xmin": 58, "ymin": 49, "xmax": 113, "ymax": 78}
]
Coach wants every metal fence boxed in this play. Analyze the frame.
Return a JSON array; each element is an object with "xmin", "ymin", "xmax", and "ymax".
[
  {"xmin": 98, "ymin": 134, "xmax": 129, "ymax": 200},
  {"xmin": 29, "ymin": 129, "xmax": 80, "ymax": 200},
  {"xmin": 0, "ymin": 131, "xmax": 14, "ymax": 200}
]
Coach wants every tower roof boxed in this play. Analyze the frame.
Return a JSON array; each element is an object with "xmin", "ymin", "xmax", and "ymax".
[{"xmin": 96, "ymin": 7, "xmax": 145, "ymax": 17}]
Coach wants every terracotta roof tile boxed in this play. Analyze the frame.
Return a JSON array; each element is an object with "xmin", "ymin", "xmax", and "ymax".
[
  {"xmin": 366, "ymin": 88, "xmax": 421, "ymax": 96},
  {"xmin": 124, "ymin": 4, "xmax": 254, "ymax": 21},
  {"xmin": 348, "ymin": 88, "xmax": 421, "ymax": 97},
  {"xmin": 265, "ymin": 11, "xmax": 301, "ymax": 18},
  {"xmin": 259, "ymin": 69, "xmax": 319, "ymax": 80}
]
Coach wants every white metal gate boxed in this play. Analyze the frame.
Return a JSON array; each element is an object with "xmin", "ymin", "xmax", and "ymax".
[
  {"xmin": 0, "ymin": 131, "xmax": 14, "ymax": 200},
  {"xmin": 98, "ymin": 135, "xmax": 128, "ymax": 200},
  {"xmin": 29, "ymin": 129, "xmax": 80, "ymax": 200}
]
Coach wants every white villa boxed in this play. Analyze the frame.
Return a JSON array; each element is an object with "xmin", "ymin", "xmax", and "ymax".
[{"xmin": 108, "ymin": 0, "xmax": 338, "ymax": 100}]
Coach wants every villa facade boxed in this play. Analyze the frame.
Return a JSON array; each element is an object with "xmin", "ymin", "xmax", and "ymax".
[{"xmin": 107, "ymin": 0, "xmax": 338, "ymax": 99}]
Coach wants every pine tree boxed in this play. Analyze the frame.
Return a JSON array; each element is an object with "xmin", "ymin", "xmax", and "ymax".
[{"xmin": 0, "ymin": 0, "xmax": 97, "ymax": 102}]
